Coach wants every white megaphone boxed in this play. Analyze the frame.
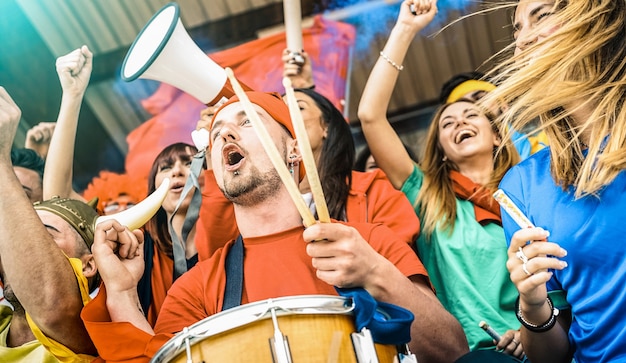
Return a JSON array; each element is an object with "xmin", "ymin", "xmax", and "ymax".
[{"xmin": 121, "ymin": 2, "xmax": 251, "ymax": 106}]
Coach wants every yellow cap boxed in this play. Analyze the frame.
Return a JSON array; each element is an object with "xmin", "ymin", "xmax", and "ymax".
[{"xmin": 446, "ymin": 80, "xmax": 496, "ymax": 103}]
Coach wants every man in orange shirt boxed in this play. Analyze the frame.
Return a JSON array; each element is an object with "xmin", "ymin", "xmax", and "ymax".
[{"xmin": 83, "ymin": 92, "xmax": 468, "ymax": 363}]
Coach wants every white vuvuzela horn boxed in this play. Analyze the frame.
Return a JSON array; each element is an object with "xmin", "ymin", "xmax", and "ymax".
[{"xmin": 96, "ymin": 178, "xmax": 170, "ymax": 230}]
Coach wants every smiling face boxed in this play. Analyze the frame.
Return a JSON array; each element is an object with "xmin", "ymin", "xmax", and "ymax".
[
  {"xmin": 209, "ymin": 102, "xmax": 291, "ymax": 206},
  {"xmin": 513, "ymin": 1, "xmax": 560, "ymax": 56},
  {"xmin": 437, "ymin": 101, "xmax": 500, "ymax": 165}
]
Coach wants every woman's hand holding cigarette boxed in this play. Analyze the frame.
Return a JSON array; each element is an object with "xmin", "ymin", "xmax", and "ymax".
[
  {"xmin": 480, "ymin": 321, "xmax": 525, "ymax": 358},
  {"xmin": 496, "ymin": 329, "xmax": 525, "ymax": 359},
  {"xmin": 506, "ymin": 228, "xmax": 568, "ymax": 323}
]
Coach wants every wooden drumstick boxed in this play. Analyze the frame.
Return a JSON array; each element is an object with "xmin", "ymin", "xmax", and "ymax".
[
  {"xmin": 224, "ymin": 68, "xmax": 316, "ymax": 227},
  {"xmin": 283, "ymin": 77, "xmax": 330, "ymax": 223}
]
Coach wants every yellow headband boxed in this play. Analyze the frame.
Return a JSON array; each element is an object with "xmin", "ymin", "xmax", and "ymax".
[{"xmin": 446, "ymin": 80, "xmax": 497, "ymax": 103}]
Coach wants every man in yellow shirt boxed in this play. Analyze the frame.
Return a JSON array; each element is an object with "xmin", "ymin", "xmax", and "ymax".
[{"xmin": 0, "ymin": 87, "xmax": 100, "ymax": 363}]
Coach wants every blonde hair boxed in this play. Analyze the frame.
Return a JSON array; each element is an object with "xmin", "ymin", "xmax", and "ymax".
[
  {"xmin": 417, "ymin": 100, "xmax": 519, "ymax": 236},
  {"xmin": 485, "ymin": 0, "xmax": 626, "ymax": 198}
]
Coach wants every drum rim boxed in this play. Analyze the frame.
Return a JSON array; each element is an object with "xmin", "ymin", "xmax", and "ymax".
[{"xmin": 151, "ymin": 295, "xmax": 354, "ymax": 363}]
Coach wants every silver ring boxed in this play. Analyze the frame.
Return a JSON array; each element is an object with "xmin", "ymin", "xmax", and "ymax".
[
  {"xmin": 516, "ymin": 246, "xmax": 529, "ymax": 264},
  {"xmin": 522, "ymin": 262, "xmax": 533, "ymax": 276}
]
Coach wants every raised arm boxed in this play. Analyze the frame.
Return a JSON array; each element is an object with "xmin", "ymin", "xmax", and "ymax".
[
  {"xmin": 43, "ymin": 45, "xmax": 92, "ymax": 200},
  {"xmin": 92, "ymin": 220, "xmax": 152, "ymax": 333},
  {"xmin": 357, "ymin": 0, "xmax": 437, "ymax": 189},
  {"xmin": 0, "ymin": 87, "xmax": 96, "ymax": 354}
]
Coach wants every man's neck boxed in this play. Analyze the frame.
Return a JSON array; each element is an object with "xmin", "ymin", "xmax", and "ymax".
[
  {"xmin": 233, "ymin": 189, "xmax": 304, "ymax": 238},
  {"xmin": 7, "ymin": 308, "xmax": 37, "ymax": 347}
]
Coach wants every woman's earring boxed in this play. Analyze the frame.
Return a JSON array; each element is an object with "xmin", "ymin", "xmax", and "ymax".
[{"xmin": 442, "ymin": 155, "xmax": 448, "ymax": 162}]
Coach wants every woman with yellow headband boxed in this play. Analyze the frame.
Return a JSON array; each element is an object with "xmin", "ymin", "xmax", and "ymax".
[
  {"xmin": 358, "ymin": 0, "xmax": 524, "ymax": 359},
  {"xmin": 440, "ymin": 71, "xmax": 548, "ymax": 160}
]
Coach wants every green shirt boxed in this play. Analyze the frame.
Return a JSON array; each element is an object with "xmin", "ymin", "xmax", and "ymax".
[{"xmin": 402, "ymin": 164, "xmax": 519, "ymax": 350}]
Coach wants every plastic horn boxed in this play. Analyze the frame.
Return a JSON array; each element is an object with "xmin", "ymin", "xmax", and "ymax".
[
  {"xmin": 283, "ymin": 77, "xmax": 330, "ymax": 223},
  {"xmin": 282, "ymin": 0, "xmax": 304, "ymax": 65},
  {"xmin": 96, "ymin": 178, "xmax": 170, "ymax": 230},
  {"xmin": 478, "ymin": 321, "xmax": 502, "ymax": 342},
  {"xmin": 224, "ymin": 68, "xmax": 316, "ymax": 227},
  {"xmin": 493, "ymin": 189, "xmax": 535, "ymax": 229}
]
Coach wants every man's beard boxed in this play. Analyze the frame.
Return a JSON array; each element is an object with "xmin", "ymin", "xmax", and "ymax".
[{"xmin": 221, "ymin": 165, "xmax": 283, "ymax": 207}]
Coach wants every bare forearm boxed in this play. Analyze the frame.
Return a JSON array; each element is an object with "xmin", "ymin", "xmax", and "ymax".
[
  {"xmin": 107, "ymin": 290, "xmax": 154, "ymax": 334},
  {"xmin": 358, "ymin": 24, "xmax": 417, "ymax": 125},
  {"xmin": 43, "ymin": 92, "xmax": 83, "ymax": 200},
  {"xmin": 521, "ymin": 315, "xmax": 572, "ymax": 362},
  {"xmin": 366, "ymin": 261, "xmax": 468, "ymax": 362},
  {"xmin": 357, "ymin": 25, "xmax": 420, "ymax": 189},
  {"xmin": 0, "ymin": 162, "xmax": 83, "ymax": 325}
]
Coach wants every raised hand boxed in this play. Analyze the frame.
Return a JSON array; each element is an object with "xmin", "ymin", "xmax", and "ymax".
[
  {"xmin": 398, "ymin": 0, "xmax": 438, "ymax": 34},
  {"xmin": 92, "ymin": 220, "xmax": 145, "ymax": 294},
  {"xmin": 24, "ymin": 121, "xmax": 56, "ymax": 159},
  {"xmin": 196, "ymin": 97, "xmax": 227, "ymax": 132},
  {"xmin": 0, "ymin": 87, "xmax": 22, "ymax": 158},
  {"xmin": 281, "ymin": 48, "xmax": 314, "ymax": 89},
  {"xmin": 56, "ymin": 45, "xmax": 93, "ymax": 97}
]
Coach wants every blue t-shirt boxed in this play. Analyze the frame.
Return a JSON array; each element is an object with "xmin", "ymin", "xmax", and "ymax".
[{"xmin": 499, "ymin": 148, "xmax": 626, "ymax": 363}]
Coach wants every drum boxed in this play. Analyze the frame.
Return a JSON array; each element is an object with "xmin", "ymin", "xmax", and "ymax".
[{"xmin": 151, "ymin": 295, "xmax": 404, "ymax": 363}]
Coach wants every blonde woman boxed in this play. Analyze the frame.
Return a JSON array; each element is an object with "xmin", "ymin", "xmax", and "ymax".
[
  {"xmin": 488, "ymin": 1, "xmax": 626, "ymax": 362},
  {"xmin": 357, "ymin": 0, "xmax": 523, "ymax": 358}
]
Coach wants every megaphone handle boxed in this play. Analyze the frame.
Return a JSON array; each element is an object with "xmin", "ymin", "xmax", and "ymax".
[{"xmin": 207, "ymin": 77, "xmax": 253, "ymax": 106}]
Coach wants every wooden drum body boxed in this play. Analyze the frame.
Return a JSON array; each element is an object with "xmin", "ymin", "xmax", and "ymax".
[{"xmin": 151, "ymin": 295, "xmax": 403, "ymax": 363}]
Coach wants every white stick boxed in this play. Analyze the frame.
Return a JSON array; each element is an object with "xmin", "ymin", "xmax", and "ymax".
[
  {"xmin": 478, "ymin": 320, "xmax": 502, "ymax": 342},
  {"xmin": 224, "ymin": 68, "xmax": 316, "ymax": 227},
  {"xmin": 493, "ymin": 189, "xmax": 535, "ymax": 228},
  {"xmin": 283, "ymin": 77, "xmax": 330, "ymax": 223},
  {"xmin": 282, "ymin": 0, "xmax": 303, "ymax": 52}
]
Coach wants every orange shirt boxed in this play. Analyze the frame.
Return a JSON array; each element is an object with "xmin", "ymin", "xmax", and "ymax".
[
  {"xmin": 346, "ymin": 169, "xmax": 420, "ymax": 246},
  {"xmin": 82, "ymin": 222, "xmax": 427, "ymax": 362},
  {"xmin": 195, "ymin": 169, "xmax": 420, "ymax": 260}
]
